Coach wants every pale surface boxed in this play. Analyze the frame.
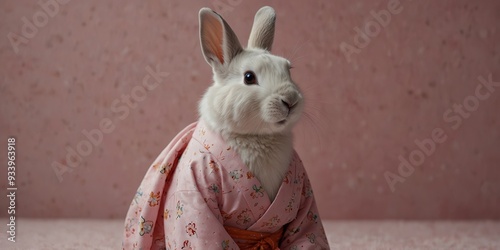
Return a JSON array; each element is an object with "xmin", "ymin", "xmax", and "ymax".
[{"xmin": 1, "ymin": 219, "xmax": 500, "ymax": 249}]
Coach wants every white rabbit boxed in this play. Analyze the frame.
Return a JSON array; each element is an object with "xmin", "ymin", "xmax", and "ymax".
[
  {"xmin": 198, "ymin": 6, "xmax": 304, "ymax": 200},
  {"xmin": 124, "ymin": 7, "xmax": 330, "ymax": 249}
]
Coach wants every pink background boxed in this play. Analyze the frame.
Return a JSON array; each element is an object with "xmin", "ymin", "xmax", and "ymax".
[{"xmin": 1, "ymin": 0, "xmax": 499, "ymax": 220}]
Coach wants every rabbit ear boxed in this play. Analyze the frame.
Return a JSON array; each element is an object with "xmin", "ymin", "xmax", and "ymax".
[
  {"xmin": 199, "ymin": 8, "xmax": 242, "ymax": 67},
  {"xmin": 248, "ymin": 6, "xmax": 276, "ymax": 51}
]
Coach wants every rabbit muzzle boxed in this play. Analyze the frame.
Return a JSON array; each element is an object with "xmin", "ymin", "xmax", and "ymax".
[{"xmin": 263, "ymin": 90, "xmax": 302, "ymax": 127}]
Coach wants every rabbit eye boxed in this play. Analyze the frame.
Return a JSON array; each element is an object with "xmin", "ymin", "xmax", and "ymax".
[{"xmin": 243, "ymin": 71, "xmax": 257, "ymax": 85}]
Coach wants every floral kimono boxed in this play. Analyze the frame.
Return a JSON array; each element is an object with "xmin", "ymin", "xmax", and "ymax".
[{"xmin": 123, "ymin": 120, "xmax": 329, "ymax": 249}]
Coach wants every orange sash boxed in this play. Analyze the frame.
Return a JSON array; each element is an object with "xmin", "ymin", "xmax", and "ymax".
[{"xmin": 224, "ymin": 225, "xmax": 283, "ymax": 250}]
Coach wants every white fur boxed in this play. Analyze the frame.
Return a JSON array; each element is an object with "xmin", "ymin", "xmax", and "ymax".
[{"xmin": 198, "ymin": 7, "xmax": 303, "ymax": 200}]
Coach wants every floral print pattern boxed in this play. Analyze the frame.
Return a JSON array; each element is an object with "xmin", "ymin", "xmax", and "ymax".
[
  {"xmin": 148, "ymin": 191, "xmax": 161, "ymax": 207},
  {"xmin": 185, "ymin": 222, "xmax": 197, "ymax": 237},
  {"xmin": 250, "ymin": 185, "xmax": 265, "ymax": 199},
  {"xmin": 236, "ymin": 209, "xmax": 252, "ymax": 226},
  {"xmin": 176, "ymin": 200, "xmax": 183, "ymax": 219},
  {"xmin": 123, "ymin": 121, "xmax": 329, "ymax": 249},
  {"xmin": 139, "ymin": 216, "xmax": 153, "ymax": 236}
]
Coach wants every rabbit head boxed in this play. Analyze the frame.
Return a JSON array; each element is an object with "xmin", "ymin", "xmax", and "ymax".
[{"xmin": 198, "ymin": 6, "xmax": 303, "ymax": 135}]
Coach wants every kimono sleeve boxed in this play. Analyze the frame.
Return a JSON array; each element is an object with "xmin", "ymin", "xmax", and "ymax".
[
  {"xmin": 280, "ymin": 171, "xmax": 330, "ymax": 249},
  {"xmin": 163, "ymin": 152, "xmax": 239, "ymax": 250}
]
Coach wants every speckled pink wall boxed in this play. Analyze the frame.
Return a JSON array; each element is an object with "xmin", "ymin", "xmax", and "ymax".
[{"xmin": 1, "ymin": 0, "xmax": 499, "ymax": 219}]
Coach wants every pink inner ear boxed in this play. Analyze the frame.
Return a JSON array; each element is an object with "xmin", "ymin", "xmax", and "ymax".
[{"xmin": 204, "ymin": 17, "xmax": 225, "ymax": 64}]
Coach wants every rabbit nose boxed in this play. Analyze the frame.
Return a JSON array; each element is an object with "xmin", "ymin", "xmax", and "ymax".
[
  {"xmin": 281, "ymin": 99, "xmax": 291, "ymax": 109},
  {"xmin": 281, "ymin": 95, "xmax": 298, "ymax": 109},
  {"xmin": 281, "ymin": 99, "xmax": 295, "ymax": 115}
]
